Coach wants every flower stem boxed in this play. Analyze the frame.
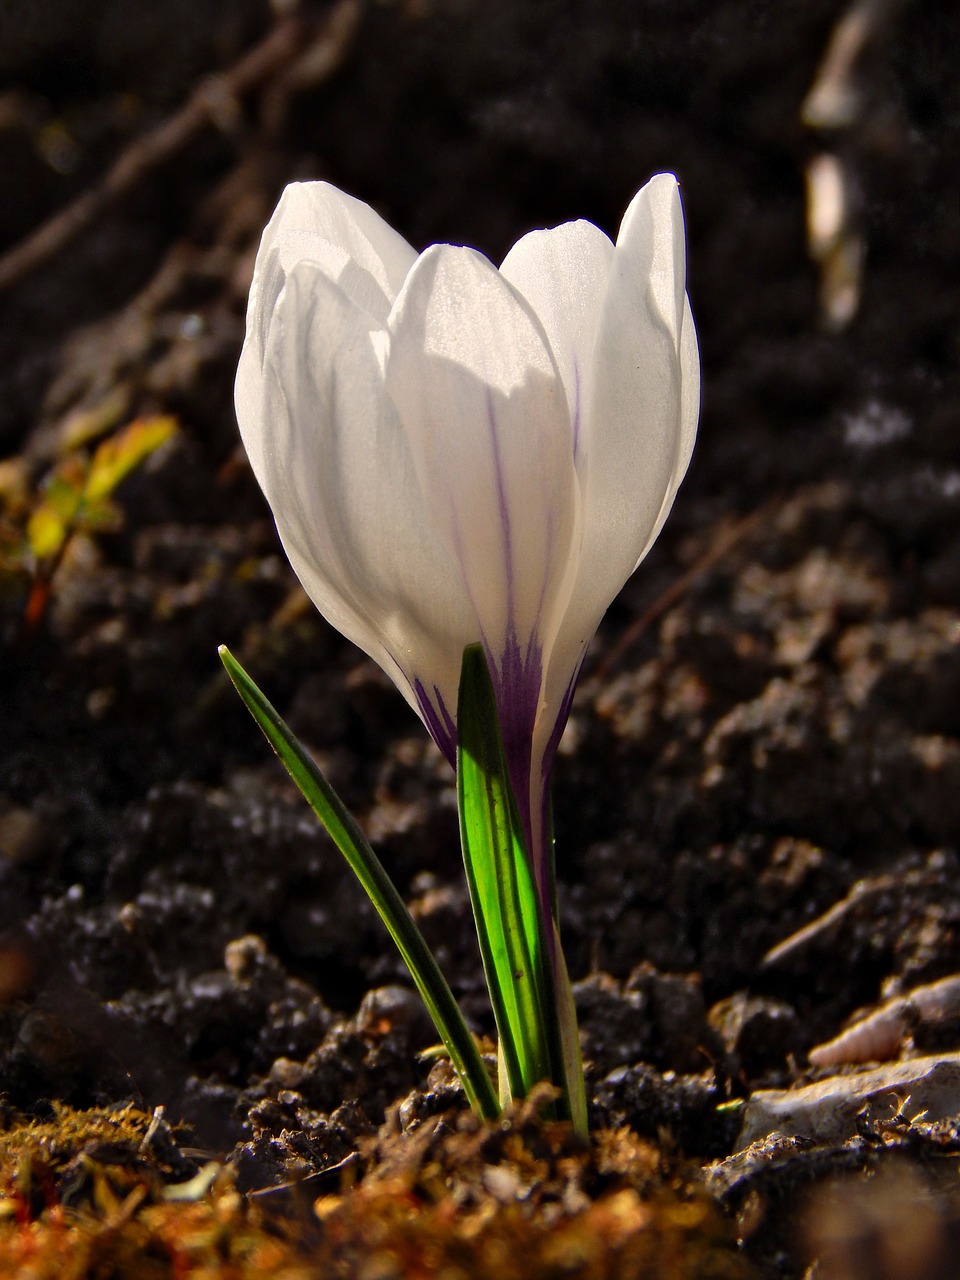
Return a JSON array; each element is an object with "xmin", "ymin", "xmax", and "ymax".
[{"xmin": 457, "ymin": 645, "xmax": 586, "ymax": 1130}]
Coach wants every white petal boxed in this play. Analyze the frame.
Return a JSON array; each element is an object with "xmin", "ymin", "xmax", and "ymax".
[
  {"xmin": 632, "ymin": 291, "xmax": 700, "ymax": 568},
  {"xmin": 250, "ymin": 182, "xmax": 417, "ymax": 336},
  {"xmin": 581, "ymin": 173, "xmax": 689, "ymax": 574},
  {"xmin": 499, "ymin": 220, "xmax": 614, "ymax": 464},
  {"xmin": 541, "ymin": 175, "xmax": 698, "ymax": 727},
  {"xmin": 238, "ymin": 261, "xmax": 478, "ymax": 726},
  {"xmin": 384, "ymin": 244, "xmax": 580, "ymax": 668},
  {"xmin": 237, "ymin": 181, "xmax": 418, "ymax": 518}
]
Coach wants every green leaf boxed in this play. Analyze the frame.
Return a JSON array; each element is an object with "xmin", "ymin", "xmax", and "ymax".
[
  {"xmin": 456, "ymin": 644, "xmax": 554, "ymax": 1104},
  {"xmin": 27, "ymin": 465, "xmax": 85, "ymax": 559},
  {"xmin": 218, "ymin": 645, "xmax": 499, "ymax": 1122}
]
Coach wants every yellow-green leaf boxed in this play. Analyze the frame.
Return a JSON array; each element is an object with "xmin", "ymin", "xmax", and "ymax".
[
  {"xmin": 44, "ymin": 463, "xmax": 87, "ymax": 520},
  {"xmin": 84, "ymin": 416, "xmax": 177, "ymax": 503},
  {"xmin": 26, "ymin": 504, "xmax": 68, "ymax": 560}
]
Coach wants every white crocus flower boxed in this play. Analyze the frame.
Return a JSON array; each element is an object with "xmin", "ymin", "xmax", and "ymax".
[{"xmin": 236, "ymin": 175, "xmax": 699, "ymax": 901}]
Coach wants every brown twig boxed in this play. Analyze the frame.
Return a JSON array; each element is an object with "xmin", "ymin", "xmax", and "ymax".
[
  {"xmin": 0, "ymin": 3, "xmax": 359, "ymax": 294},
  {"xmin": 594, "ymin": 499, "xmax": 775, "ymax": 681}
]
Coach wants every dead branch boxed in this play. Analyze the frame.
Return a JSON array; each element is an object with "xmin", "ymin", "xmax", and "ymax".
[{"xmin": 0, "ymin": 1, "xmax": 361, "ymax": 294}]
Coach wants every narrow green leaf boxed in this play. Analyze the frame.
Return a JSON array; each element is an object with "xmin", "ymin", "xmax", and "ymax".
[
  {"xmin": 456, "ymin": 644, "xmax": 553, "ymax": 1103},
  {"xmin": 218, "ymin": 645, "xmax": 499, "ymax": 1121}
]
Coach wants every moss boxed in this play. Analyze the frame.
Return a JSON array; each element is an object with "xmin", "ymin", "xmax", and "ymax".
[
  {"xmin": 0, "ymin": 1102, "xmax": 312, "ymax": 1278},
  {"xmin": 0, "ymin": 1098, "xmax": 752, "ymax": 1278},
  {"xmin": 310, "ymin": 1090, "xmax": 752, "ymax": 1280}
]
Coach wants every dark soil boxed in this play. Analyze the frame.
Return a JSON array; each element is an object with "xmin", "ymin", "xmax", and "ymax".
[{"xmin": 1, "ymin": 2, "xmax": 958, "ymax": 1277}]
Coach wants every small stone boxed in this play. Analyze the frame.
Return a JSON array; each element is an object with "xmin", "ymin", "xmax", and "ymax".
[
  {"xmin": 483, "ymin": 1163, "xmax": 523, "ymax": 1203},
  {"xmin": 736, "ymin": 1052, "xmax": 960, "ymax": 1150},
  {"xmin": 224, "ymin": 934, "xmax": 269, "ymax": 982},
  {"xmin": 270, "ymin": 1057, "xmax": 307, "ymax": 1090}
]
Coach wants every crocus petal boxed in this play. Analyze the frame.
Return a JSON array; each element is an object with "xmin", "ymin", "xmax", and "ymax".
[
  {"xmin": 252, "ymin": 182, "xmax": 417, "ymax": 331},
  {"xmin": 240, "ymin": 261, "xmax": 479, "ymax": 751},
  {"xmin": 539, "ymin": 174, "xmax": 698, "ymax": 752},
  {"xmin": 632, "ymin": 291, "xmax": 700, "ymax": 568},
  {"xmin": 499, "ymin": 220, "xmax": 614, "ymax": 465},
  {"xmin": 579, "ymin": 173, "xmax": 690, "ymax": 592},
  {"xmin": 384, "ymin": 244, "xmax": 580, "ymax": 677},
  {"xmin": 237, "ymin": 182, "xmax": 418, "ymax": 485}
]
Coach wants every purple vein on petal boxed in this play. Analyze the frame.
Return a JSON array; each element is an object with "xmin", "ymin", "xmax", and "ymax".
[
  {"xmin": 485, "ymin": 629, "xmax": 543, "ymax": 860},
  {"xmin": 570, "ymin": 359, "xmax": 582, "ymax": 464},
  {"xmin": 414, "ymin": 678, "xmax": 457, "ymax": 767}
]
